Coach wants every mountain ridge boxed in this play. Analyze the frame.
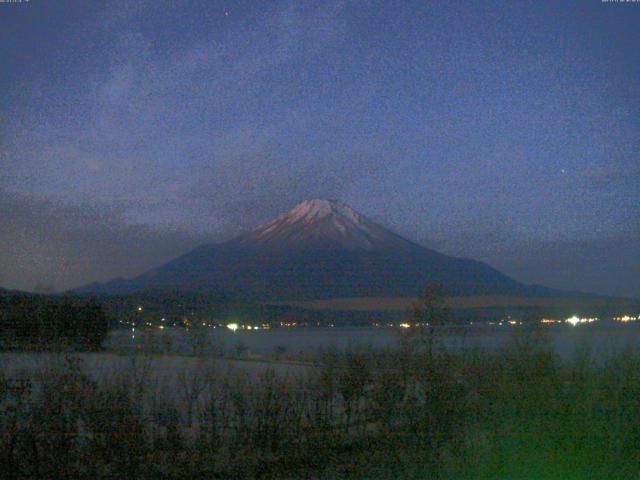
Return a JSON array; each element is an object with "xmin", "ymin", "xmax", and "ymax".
[{"xmin": 75, "ymin": 199, "xmax": 557, "ymax": 300}]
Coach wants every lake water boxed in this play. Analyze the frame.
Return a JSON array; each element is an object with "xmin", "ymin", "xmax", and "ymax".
[{"xmin": 106, "ymin": 322, "xmax": 640, "ymax": 361}]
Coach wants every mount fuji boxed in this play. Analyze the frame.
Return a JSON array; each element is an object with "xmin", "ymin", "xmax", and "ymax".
[{"xmin": 78, "ymin": 199, "xmax": 549, "ymax": 300}]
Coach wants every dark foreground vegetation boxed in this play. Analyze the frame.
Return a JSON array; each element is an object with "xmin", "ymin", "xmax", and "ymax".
[
  {"xmin": 0, "ymin": 294, "xmax": 108, "ymax": 350},
  {"xmin": 2, "ymin": 330, "xmax": 640, "ymax": 479}
]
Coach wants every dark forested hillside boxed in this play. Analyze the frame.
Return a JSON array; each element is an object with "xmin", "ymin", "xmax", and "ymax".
[{"xmin": 0, "ymin": 294, "xmax": 108, "ymax": 350}]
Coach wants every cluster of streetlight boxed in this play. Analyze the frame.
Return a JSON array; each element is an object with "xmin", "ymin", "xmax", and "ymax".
[
  {"xmin": 129, "ymin": 305, "xmax": 639, "ymax": 335},
  {"xmin": 564, "ymin": 315, "xmax": 598, "ymax": 326},
  {"xmin": 226, "ymin": 323, "xmax": 271, "ymax": 332}
]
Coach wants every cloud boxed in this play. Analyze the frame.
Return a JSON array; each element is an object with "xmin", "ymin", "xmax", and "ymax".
[
  {"xmin": 480, "ymin": 236, "xmax": 640, "ymax": 298},
  {"xmin": 1, "ymin": 1, "xmax": 350, "ymax": 230},
  {"xmin": 0, "ymin": 190, "xmax": 210, "ymax": 292}
]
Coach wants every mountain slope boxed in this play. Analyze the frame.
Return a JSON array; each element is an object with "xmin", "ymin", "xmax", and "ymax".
[{"xmin": 78, "ymin": 199, "xmax": 550, "ymax": 300}]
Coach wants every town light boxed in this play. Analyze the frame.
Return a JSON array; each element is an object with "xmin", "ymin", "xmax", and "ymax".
[{"xmin": 566, "ymin": 316, "xmax": 580, "ymax": 326}]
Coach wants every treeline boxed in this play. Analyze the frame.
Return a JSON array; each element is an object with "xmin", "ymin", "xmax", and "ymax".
[
  {"xmin": 2, "ymin": 335, "xmax": 640, "ymax": 478},
  {"xmin": 0, "ymin": 294, "xmax": 108, "ymax": 350}
]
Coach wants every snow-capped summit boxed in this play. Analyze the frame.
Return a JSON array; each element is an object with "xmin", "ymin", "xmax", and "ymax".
[
  {"xmin": 233, "ymin": 199, "xmax": 416, "ymax": 252},
  {"xmin": 283, "ymin": 199, "xmax": 362, "ymax": 224}
]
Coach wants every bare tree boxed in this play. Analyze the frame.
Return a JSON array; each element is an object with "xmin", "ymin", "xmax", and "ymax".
[
  {"xmin": 409, "ymin": 283, "xmax": 449, "ymax": 357},
  {"xmin": 177, "ymin": 358, "xmax": 213, "ymax": 427},
  {"xmin": 338, "ymin": 349, "xmax": 371, "ymax": 432}
]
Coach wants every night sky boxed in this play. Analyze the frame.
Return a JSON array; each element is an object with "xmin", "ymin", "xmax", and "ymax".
[{"xmin": 1, "ymin": 1, "xmax": 639, "ymax": 297}]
